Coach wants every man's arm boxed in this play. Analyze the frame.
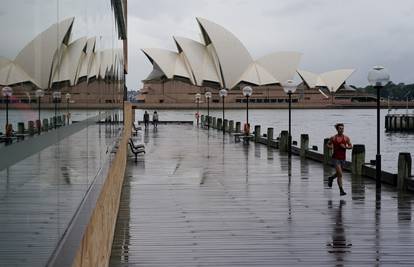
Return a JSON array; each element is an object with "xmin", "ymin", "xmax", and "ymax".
[
  {"xmin": 327, "ymin": 136, "xmax": 333, "ymax": 149},
  {"xmin": 345, "ymin": 136, "xmax": 353, "ymax": 149}
]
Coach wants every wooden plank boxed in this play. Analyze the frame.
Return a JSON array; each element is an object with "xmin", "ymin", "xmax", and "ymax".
[{"xmin": 109, "ymin": 125, "xmax": 414, "ymax": 266}]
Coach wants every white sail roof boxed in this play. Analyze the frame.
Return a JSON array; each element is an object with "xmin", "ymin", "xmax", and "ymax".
[
  {"xmin": 0, "ymin": 58, "xmax": 39, "ymax": 86},
  {"xmin": 14, "ymin": 17, "xmax": 74, "ymax": 89},
  {"xmin": 142, "ymin": 48, "xmax": 191, "ymax": 80},
  {"xmin": 142, "ymin": 18, "xmax": 307, "ymax": 90},
  {"xmin": 320, "ymin": 69, "xmax": 355, "ymax": 93},
  {"xmin": 234, "ymin": 62, "xmax": 279, "ymax": 86},
  {"xmin": 77, "ymin": 37, "xmax": 96, "ymax": 83},
  {"xmin": 298, "ymin": 69, "xmax": 355, "ymax": 92},
  {"xmin": 88, "ymin": 51, "xmax": 100, "ymax": 80},
  {"xmin": 196, "ymin": 17, "xmax": 253, "ymax": 89},
  {"xmin": 256, "ymin": 51, "xmax": 302, "ymax": 84},
  {"xmin": 52, "ymin": 37, "xmax": 87, "ymax": 85},
  {"xmin": 173, "ymin": 36, "xmax": 221, "ymax": 86},
  {"xmin": 99, "ymin": 49, "xmax": 117, "ymax": 79},
  {"xmin": 297, "ymin": 69, "xmax": 319, "ymax": 88}
]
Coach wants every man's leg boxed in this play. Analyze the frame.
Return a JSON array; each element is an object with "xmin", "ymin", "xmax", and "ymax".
[
  {"xmin": 328, "ymin": 162, "xmax": 338, "ymax": 188},
  {"xmin": 336, "ymin": 163, "xmax": 346, "ymax": 196}
]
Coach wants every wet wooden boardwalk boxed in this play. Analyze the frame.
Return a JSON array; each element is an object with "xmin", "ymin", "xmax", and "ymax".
[
  {"xmin": 0, "ymin": 124, "xmax": 120, "ymax": 266},
  {"xmin": 110, "ymin": 125, "xmax": 414, "ymax": 266}
]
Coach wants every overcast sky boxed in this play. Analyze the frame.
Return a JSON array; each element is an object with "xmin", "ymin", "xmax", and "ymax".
[{"xmin": 126, "ymin": 0, "xmax": 414, "ymax": 90}]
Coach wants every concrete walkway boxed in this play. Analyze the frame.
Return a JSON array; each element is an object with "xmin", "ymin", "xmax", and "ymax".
[{"xmin": 110, "ymin": 125, "xmax": 414, "ymax": 266}]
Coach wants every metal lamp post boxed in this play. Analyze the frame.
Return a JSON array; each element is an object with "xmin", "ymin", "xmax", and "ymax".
[
  {"xmin": 242, "ymin": 86, "xmax": 253, "ymax": 135},
  {"xmin": 52, "ymin": 91, "xmax": 61, "ymax": 129},
  {"xmin": 368, "ymin": 66, "xmax": 390, "ymax": 190},
  {"xmin": 219, "ymin": 88, "xmax": 228, "ymax": 134},
  {"xmin": 35, "ymin": 89, "xmax": 44, "ymax": 134},
  {"xmin": 195, "ymin": 93, "xmax": 201, "ymax": 127},
  {"xmin": 65, "ymin": 93, "xmax": 71, "ymax": 125},
  {"xmin": 282, "ymin": 80, "xmax": 299, "ymax": 158},
  {"xmin": 205, "ymin": 91, "xmax": 212, "ymax": 129},
  {"xmin": 2, "ymin": 86, "xmax": 13, "ymax": 131}
]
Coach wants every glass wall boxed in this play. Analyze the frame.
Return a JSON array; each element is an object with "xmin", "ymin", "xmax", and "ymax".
[{"xmin": 0, "ymin": 0, "xmax": 126, "ymax": 265}]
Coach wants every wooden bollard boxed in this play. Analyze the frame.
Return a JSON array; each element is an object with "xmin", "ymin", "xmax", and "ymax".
[
  {"xmin": 57, "ymin": 116, "xmax": 63, "ymax": 127},
  {"xmin": 17, "ymin": 122, "xmax": 25, "ymax": 135},
  {"xmin": 267, "ymin": 128, "xmax": 274, "ymax": 146},
  {"xmin": 323, "ymin": 138, "xmax": 332, "ymax": 164},
  {"xmin": 235, "ymin": 122, "xmax": 241, "ymax": 133},
  {"xmin": 385, "ymin": 115, "xmax": 390, "ymax": 131},
  {"xmin": 279, "ymin": 130, "xmax": 288, "ymax": 152},
  {"xmin": 28, "ymin": 121, "xmax": 35, "ymax": 135},
  {"xmin": 217, "ymin": 118, "xmax": 222, "ymax": 131},
  {"xmin": 300, "ymin": 134, "xmax": 309, "ymax": 157},
  {"xmin": 229, "ymin": 120, "xmax": 234, "ymax": 133},
  {"xmin": 223, "ymin": 119, "xmax": 228, "ymax": 132},
  {"xmin": 351, "ymin": 144, "xmax": 365, "ymax": 175},
  {"xmin": 35, "ymin": 120, "xmax": 41, "ymax": 134},
  {"xmin": 43, "ymin": 119, "xmax": 49, "ymax": 131},
  {"xmin": 396, "ymin": 116, "xmax": 401, "ymax": 130},
  {"xmin": 398, "ymin": 152, "xmax": 412, "ymax": 191},
  {"xmin": 393, "ymin": 116, "xmax": 397, "ymax": 131},
  {"xmin": 409, "ymin": 117, "xmax": 414, "ymax": 130},
  {"xmin": 254, "ymin": 125, "xmax": 261, "ymax": 142}
]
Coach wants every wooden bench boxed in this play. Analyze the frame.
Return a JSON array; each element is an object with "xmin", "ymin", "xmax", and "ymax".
[
  {"xmin": 0, "ymin": 135, "xmax": 18, "ymax": 144},
  {"xmin": 232, "ymin": 133, "xmax": 244, "ymax": 143},
  {"xmin": 232, "ymin": 133, "xmax": 254, "ymax": 144},
  {"xmin": 128, "ymin": 138, "xmax": 145, "ymax": 162},
  {"xmin": 132, "ymin": 123, "xmax": 142, "ymax": 136}
]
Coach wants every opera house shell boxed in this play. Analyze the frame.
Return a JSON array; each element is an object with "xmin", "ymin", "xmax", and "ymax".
[
  {"xmin": 0, "ymin": 15, "xmax": 126, "ymax": 108},
  {"xmin": 139, "ymin": 18, "xmax": 373, "ymax": 108}
]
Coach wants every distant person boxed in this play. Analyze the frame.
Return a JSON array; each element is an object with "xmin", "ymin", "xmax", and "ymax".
[
  {"xmin": 143, "ymin": 111, "xmax": 150, "ymax": 129},
  {"xmin": 327, "ymin": 123, "xmax": 352, "ymax": 196},
  {"xmin": 5, "ymin": 124, "xmax": 13, "ymax": 145},
  {"xmin": 5, "ymin": 123, "xmax": 13, "ymax": 138},
  {"xmin": 153, "ymin": 111, "xmax": 159, "ymax": 128}
]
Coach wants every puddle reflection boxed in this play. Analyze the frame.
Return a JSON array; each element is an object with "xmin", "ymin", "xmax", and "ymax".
[{"xmin": 327, "ymin": 200, "xmax": 351, "ymax": 262}]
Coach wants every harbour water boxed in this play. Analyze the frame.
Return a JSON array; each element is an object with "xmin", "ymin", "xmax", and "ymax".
[
  {"xmin": 0, "ymin": 109, "xmax": 105, "ymax": 134},
  {"xmin": 135, "ymin": 108, "xmax": 414, "ymax": 173},
  {"xmin": 1, "ymin": 108, "xmax": 413, "ymax": 173}
]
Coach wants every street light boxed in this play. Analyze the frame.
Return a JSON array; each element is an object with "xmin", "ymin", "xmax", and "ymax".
[
  {"xmin": 205, "ymin": 91, "xmax": 212, "ymax": 129},
  {"xmin": 195, "ymin": 93, "xmax": 201, "ymax": 127},
  {"xmin": 65, "ymin": 93, "xmax": 71, "ymax": 125},
  {"xmin": 52, "ymin": 91, "xmax": 61, "ymax": 129},
  {"xmin": 282, "ymin": 80, "xmax": 299, "ymax": 158},
  {"xmin": 219, "ymin": 88, "xmax": 228, "ymax": 134},
  {"xmin": 368, "ymin": 66, "xmax": 390, "ymax": 190},
  {"xmin": 2, "ymin": 86, "xmax": 13, "ymax": 132},
  {"xmin": 242, "ymin": 86, "xmax": 253, "ymax": 135},
  {"xmin": 35, "ymin": 89, "xmax": 44, "ymax": 134}
]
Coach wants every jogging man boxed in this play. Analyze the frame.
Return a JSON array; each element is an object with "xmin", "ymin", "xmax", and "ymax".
[{"xmin": 327, "ymin": 123, "xmax": 352, "ymax": 196}]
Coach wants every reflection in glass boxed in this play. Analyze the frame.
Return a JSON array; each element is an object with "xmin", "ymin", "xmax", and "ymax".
[{"xmin": 0, "ymin": 0, "xmax": 126, "ymax": 265}]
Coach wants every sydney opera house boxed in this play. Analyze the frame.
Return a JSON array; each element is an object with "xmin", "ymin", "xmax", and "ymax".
[
  {"xmin": 0, "ymin": 1, "xmax": 127, "ymax": 109},
  {"xmin": 139, "ymin": 17, "xmax": 375, "ymax": 108}
]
